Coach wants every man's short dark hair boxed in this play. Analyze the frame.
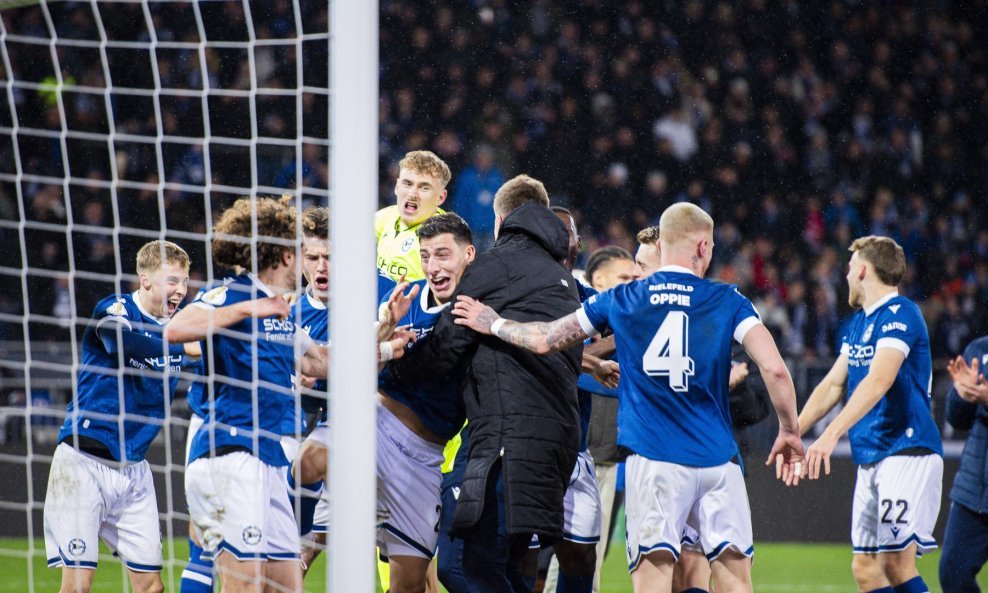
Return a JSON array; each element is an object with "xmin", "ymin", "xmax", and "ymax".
[
  {"xmin": 417, "ymin": 212, "xmax": 473, "ymax": 246},
  {"xmin": 493, "ymin": 174, "xmax": 550, "ymax": 218},
  {"xmin": 585, "ymin": 246, "xmax": 633, "ymax": 284}
]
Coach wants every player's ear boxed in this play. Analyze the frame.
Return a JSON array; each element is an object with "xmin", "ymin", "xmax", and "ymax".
[
  {"xmin": 437, "ymin": 189, "xmax": 448, "ymax": 206},
  {"xmin": 140, "ymin": 272, "xmax": 150, "ymax": 290},
  {"xmin": 465, "ymin": 244, "xmax": 476, "ymax": 263}
]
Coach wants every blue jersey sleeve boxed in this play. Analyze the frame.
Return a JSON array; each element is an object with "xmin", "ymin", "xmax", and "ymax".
[
  {"xmin": 578, "ymin": 286, "xmax": 615, "ymax": 336},
  {"xmin": 729, "ymin": 289, "xmax": 762, "ymax": 344},
  {"xmin": 873, "ymin": 304, "xmax": 923, "ymax": 357}
]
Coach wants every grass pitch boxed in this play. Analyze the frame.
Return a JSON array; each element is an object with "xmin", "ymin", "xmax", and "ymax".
[{"xmin": 0, "ymin": 536, "xmax": 977, "ymax": 592}]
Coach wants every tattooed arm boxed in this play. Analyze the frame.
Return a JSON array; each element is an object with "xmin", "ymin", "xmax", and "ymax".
[{"xmin": 451, "ymin": 295, "xmax": 590, "ymax": 354}]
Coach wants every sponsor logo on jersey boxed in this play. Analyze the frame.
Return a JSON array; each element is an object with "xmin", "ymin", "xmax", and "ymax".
[
  {"xmin": 68, "ymin": 538, "xmax": 87, "ymax": 556},
  {"xmin": 200, "ymin": 286, "xmax": 229, "ymax": 306},
  {"xmin": 890, "ymin": 526, "xmax": 900, "ymax": 539},
  {"xmin": 889, "ymin": 304, "xmax": 901, "ymax": 314},
  {"xmin": 106, "ymin": 300, "xmax": 127, "ymax": 317},
  {"xmin": 882, "ymin": 322, "xmax": 907, "ymax": 333},
  {"xmin": 242, "ymin": 525, "xmax": 262, "ymax": 546}
]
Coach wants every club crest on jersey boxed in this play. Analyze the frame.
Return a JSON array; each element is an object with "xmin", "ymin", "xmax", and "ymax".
[
  {"xmin": 862, "ymin": 323, "xmax": 874, "ymax": 342},
  {"xmin": 200, "ymin": 286, "xmax": 229, "ymax": 306},
  {"xmin": 106, "ymin": 299, "xmax": 127, "ymax": 317},
  {"xmin": 67, "ymin": 538, "xmax": 87, "ymax": 556},
  {"xmin": 401, "ymin": 237, "xmax": 415, "ymax": 253},
  {"xmin": 242, "ymin": 525, "xmax": 262, "ymax": 546}
]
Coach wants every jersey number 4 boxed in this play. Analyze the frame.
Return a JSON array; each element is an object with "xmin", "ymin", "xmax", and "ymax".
[{"xmin": 642, "ymin": 311, "xmax": 695, "ymax": 391}]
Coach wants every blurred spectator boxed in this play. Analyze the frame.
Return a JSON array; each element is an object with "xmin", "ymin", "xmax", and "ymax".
[{"xmin": 451, "ymin": 144, "xmax": 505, "ymax": 250}]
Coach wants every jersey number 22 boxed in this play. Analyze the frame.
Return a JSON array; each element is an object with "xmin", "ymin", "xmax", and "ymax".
[{"xmin": 642, "ymin": 311, "xmax": 695, "ymax": 391}]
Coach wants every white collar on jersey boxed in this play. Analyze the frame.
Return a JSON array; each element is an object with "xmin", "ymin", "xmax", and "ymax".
[
  {"xmin": 420, "ymin": 282, "xmax": 451, "ymax": 314},
  {"xmin": 657, "ymin": 265, "xmax": 696, "ymax": 276},
  {"xmin": 305, "ymin": 288, "xmax": 327, "ymax": 310},
  {"xmin": 248, "ymin": 273, "xmax": 277, "ymax": 297},
  {"xmin": 131, "ymin": 290, "xmax": 168, "ymax": 325},
  {"xmin": 864, "ymin": 290, "xmax": 899, "ymax": 317}
]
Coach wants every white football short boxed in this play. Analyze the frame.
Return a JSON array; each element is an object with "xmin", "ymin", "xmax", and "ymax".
[
  {"xmin": 304, "ymin": 425, "xmax": 332, "ymax": 534},
  {"xmin": 851, "ymin": 453, "xmax": 942, "ymax": 556},
  {"xmin": 625, "ymin": 455, "xmax": 753, "ymax": 572},
  {"xmin": 376, "ymin": 404, "xmax": 444, "ymax": 560},
  {"xmin": 186, "ymin": 437, "xmax": 301, "ymax": 562},
  {"xmin": 561, "ymin": 451, "xmax": 602, "ymax": 544},
  {"xmin": 184, "ymin": 414, "xmax": 204, "ymax": 465},
  {"xmin": 44, "ymin": 443, "xmax": 163, "ymax": 572}
]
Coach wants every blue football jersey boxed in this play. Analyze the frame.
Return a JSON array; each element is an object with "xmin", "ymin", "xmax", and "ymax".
[
  {"xmin": 59, "ymin": 292, "xmax": 185, "ymax": 463},
  {"xmin": 841, "ymin": 292, "xmax": 942, "ymax": 464},
  {"xmin": 377, "ymin": 278, "xmax": 466, "ymax": 442},
  {"xmin": 297, "ymin": 290, "xmax": 330, "ymax": 392},
  {"xmin": 188, "ymin": 274, "xmax": 307, "ymax": 467},
  {"xmin": 579, "ymin": 266, "xmax": 761, "ymax": 467}
]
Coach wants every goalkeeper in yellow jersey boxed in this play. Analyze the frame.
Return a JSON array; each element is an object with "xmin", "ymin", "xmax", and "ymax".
[{"xmin": 376, "ymin": 150, "xmax": 452, "ymax": 281}]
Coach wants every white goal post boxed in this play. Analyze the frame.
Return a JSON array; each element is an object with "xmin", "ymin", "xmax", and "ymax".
[{"xmin": 0, "ymin": 0, "xmax": 378, "ymax": 590}]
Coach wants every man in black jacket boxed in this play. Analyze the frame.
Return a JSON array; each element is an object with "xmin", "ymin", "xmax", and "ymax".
[{"xmin": 390, "ymin": 174, "xmax": 583, "ymax": 593}]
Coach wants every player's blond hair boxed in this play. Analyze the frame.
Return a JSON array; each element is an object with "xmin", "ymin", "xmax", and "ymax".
[
  {"xmin": 493, "ymin": 174, "xmax": 550, "ymax": 219},
  {"xmin": 136, "ymin": 240, "xmax": 189, "ymax": 275},
  {"xmin": 636, "ymin": 225, "xmax": 661, "ymax": 246},
  {"xmin": 399, "ymin": 150, "xmax": 452, "ymax": 188},
  {"xmin": 658, "ymin": 203, "xmax": 713, "ymax": 245},
  {"xmin": 849, "ymin": 235, "xmax": 906, "ymax": 286},
  {"xmin": 302, "ymin": 206, "xmax": 329, "ymax": 240},
  {"xmin": 212, "ymin": 195, "xmax": 297, "ymax": 272}
]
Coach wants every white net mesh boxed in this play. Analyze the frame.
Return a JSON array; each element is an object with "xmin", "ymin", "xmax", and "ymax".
[{"xmin": 0, "ymin": 1, "xmax": 332, "ymax": 590}]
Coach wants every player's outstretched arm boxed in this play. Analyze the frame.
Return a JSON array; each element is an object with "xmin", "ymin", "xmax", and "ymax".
[
  {"xmin": 796, "ymin": 353, "xmax": 849, "ymax": 438},
  {"xmin": 741, "ymin": 323, "xmax": 804, "ymax": 486},
  {"xmin": 452, "ymin": 295, "xmax": 590, "ymax": 355},
  {"xmin": 804, "ymin": 348, "xmax": 903, "ymax": 479},
  {"xmin": 164, "ymin": 295, "xmax": 290, "ymax": 343}
]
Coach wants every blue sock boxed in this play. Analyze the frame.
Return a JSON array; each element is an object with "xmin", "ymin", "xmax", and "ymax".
[
  {"xmin": 892, "ymin": 576, "xmax": 929, "ymax": 593},
  {"xmin": 679, "ymin": 589, "xmax": 709, "ymax": 593},
  {"xmin": 557, "ymin": 572, "xmax": 594, "ymax": 593},
  {"xmin": 180, "ymin": 539, "xmax": 213, "ymax": 593},
  {"xmin": 287, "ymin": 466, "xmax": 324, "ymax": 535},
  {"xmin": 864, "ymin": 588, "xmax": 894, "ymax": 593}
]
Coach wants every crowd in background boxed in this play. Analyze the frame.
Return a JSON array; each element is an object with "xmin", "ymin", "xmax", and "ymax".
[{"xmin": 2, "ymin": 0, "xmax": 988, "ymax": 367}]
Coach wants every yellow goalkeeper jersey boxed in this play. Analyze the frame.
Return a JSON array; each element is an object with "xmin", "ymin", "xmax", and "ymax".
[{"xmin": 375, "ymin": 205, "xmax": 444, "ymax": 282}]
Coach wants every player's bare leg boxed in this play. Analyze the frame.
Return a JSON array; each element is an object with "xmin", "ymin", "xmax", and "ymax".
[
  {"xmin": 425, "ymin": 560, "xmax": 440, "ymax": 593},
  {"xmin": 852, "ymin": 553, "xmax": 890, "ymax": 592},
  {"xmin": 708, "ymin": 549, "xmax": 752, "ymax": 593},
  {"xmin": 296, "ymin": 439, "xmax": 328, "ymax": 484},
  {"xmin": 673, "ymin": 550, "xmax": 711, "ymax": 592},
  {"xmin": 554, "ymin": 539, "xmax": 597, "ymax": 590},
  {"xmin": 300, "ymin": 532, "xmax": 326, "ymax": 578},
  {"xmin": 214, "ymin": 554, "xmax": 264, "ymax": 593},
  {"xmin": 59, "ymin": 567, "xmax": 96, "ymax": 593},
  {"xmin": 127, "ymin": 570, "xmax": 165, "ymax": 593},
  {"xmin": 264, "ymin": 560, "xmax": 302, "ymax": 593},
  {"xmin": 631, "ymin": 550, "xmax": 675, "ymax": 593},
  {"xmin": 388, "ymin": 554, "xmax": 431, "ymax": 593},
  {"xmin": 878, "ymin": 544, "xmax": 921, "ymax": 587}
]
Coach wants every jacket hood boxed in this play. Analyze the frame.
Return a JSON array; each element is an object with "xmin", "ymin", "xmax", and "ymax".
[{"xmin": 498, "ymin": 202, "xmax": 570, "ymax": 261}]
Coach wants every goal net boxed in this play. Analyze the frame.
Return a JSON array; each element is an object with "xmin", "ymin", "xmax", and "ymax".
[{"xmin": 0, "ymin": 0, "xmax": 377, "ymax": 590}]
